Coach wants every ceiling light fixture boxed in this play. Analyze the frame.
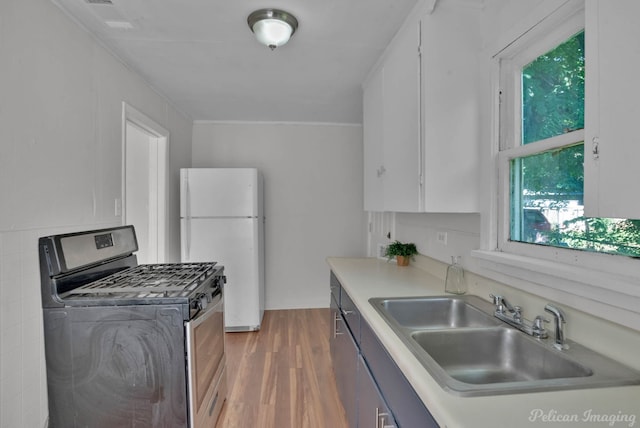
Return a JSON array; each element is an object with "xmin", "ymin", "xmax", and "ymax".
[{"xmin": 247, "ymin": 9, "xmax": 298, "ymax": 50}]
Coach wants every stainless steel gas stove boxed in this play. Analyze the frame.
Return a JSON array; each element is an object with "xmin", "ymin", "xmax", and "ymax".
[{"xmin": 39, "ymin": 225, "xmax": 227, "ymax": 428}]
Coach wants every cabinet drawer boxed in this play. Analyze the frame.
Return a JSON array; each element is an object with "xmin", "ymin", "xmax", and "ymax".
[
  {"xmin": 330, "ymin": 272, "xmax": 341, "ymax": 306},
  {"xmin": 361, "ymin": 318, "xmax": 438, "ymax": 428},
  {"xmin": 340, "ymin": 287, "xmax": 360, "ymax": 343}
]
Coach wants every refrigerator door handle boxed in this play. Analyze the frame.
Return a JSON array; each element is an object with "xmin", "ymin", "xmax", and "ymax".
[
  {"xmin": 185, "ymin": 218, "xmax": 191, "ymax": 260},
  {"xmin": 184, "ymin": 174, "xmax": 191, "ymax": 260}
]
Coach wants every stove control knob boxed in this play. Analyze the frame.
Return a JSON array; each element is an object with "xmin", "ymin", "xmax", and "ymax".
[{"xmin": 199, "ymin": 295, "xmax": 208, "ymax": 310}]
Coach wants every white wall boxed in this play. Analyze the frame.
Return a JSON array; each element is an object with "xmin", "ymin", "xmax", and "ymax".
[
  {"xmin": 192, "ymin": 122, "xmax": 367, "ymax": 309},
  {"xmin": 0, "ymin": 0, "xmax": 193, "ymax": 426}
]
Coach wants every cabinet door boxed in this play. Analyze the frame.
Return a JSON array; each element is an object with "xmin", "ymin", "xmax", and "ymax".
[
  {"xmin": 584, "ymin": 0, "xmax": 640, "ymax": 218},
  {"xmin": 363, "ymin": 19, "xmax": 421, "ymax": 213},
  {"xmin": 360, "ymin": 318, "xmax": 439, "ymax": 428},
  {"xmin": 420, "ymin": 6, "xmax": 480, "ymax": 213},
  {"xmin": 363, "ymin": 64, "xmax": 385, "ymax": 212},
  {"xmin": 358, "ymin": 355, "xmax": 397, "ymax": 428},
  {"xmin": 330, "ymin": 296, "xmax": 358, "ymax": 428},
  {"xmin": 382, "ymin": 20, "xmax": 422, "ymax": 212}
]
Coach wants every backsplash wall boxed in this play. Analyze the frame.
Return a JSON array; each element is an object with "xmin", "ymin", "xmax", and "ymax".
[
  {"xmin": 395, "ymin": 212, "xmax": 481, "ymax": 267},
  {"xmin": 367, "ymin": 212, "xmax": 481, "ymax": 269}
]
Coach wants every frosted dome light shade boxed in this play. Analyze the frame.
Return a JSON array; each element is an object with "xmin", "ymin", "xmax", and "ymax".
[
  {"xmin": 247, "ymin": 9, "xmax": 298, "ymax": 50},
  {"xmin": 252, "ymin": 19, "xmax": 293, "ymax": 49}
]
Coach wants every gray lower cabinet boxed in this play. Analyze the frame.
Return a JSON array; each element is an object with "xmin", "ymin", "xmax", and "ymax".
[
  {"xmin": 358, "ymin": 354, "xmax": 397, "ymax": 428},
  {"xmin": 329, "ymin": 272, "xmax": 439, "ymax": 428},
  {"xmin": 361, "ymin": 318, "xmax": 438, "ymax": 428},
  {"xmin": 331, "ymin": 292, "xmax": 358, "ymax": 428}
]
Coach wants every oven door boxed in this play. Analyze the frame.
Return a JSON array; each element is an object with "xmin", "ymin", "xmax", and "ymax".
[{"xmin": 186, "ymin": 291, "xmax": 226, "ymax": 428}]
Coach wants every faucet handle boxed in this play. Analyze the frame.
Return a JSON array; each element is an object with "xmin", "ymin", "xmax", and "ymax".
[
  {"xmin": 489, "ymin": 294, "xmax": 504, "ymax": 313},
  {"xmin": 513, "ymin": 306, "xmax": 522, "ymax": 322},
  {"xmin": 532, "ymin": 316, "xmax": 549, "ymax": 338},
  {"xmin": 533, "ymin": 316, "xmax": 548, "ymax": 328}
]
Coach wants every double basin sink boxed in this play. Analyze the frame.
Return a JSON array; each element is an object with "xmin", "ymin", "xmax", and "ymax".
[{"xmin": 369, "ymin": 295, "xmax": 640, "ymax": 396}]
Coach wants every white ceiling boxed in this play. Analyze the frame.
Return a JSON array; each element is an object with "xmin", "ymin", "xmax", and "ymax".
[{"xmin": 53, "ymin": 0, "xmax": 421, "ymax": 123}]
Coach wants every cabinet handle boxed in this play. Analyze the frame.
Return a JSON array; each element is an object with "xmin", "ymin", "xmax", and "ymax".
[
  {"xmin": 375, "ymin": 408, "xmax": 395, "ymax": 428},
  {"xmin": 375, "ymin": 408, "xmax": 384, "ymax": 428},
  {"xmin": 333, "ymin": 313, "xmax": 344, "ymax": 338},
  {"xmin": 592, "ymin": 137, "xmax": 599, "ymax": 160}
]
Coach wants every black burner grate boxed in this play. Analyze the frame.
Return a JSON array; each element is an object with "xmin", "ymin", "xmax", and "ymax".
[{"xmin": 65, "ymin": 262, "xmax": 217, "ymax": 298}]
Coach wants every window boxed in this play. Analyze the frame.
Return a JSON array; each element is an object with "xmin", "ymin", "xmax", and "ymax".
[
  {"xmin": 499, "ymin": 28, "xmax": 640, "ymax": 257},
  {"xmin": 474, "ymin": 1, "xmax": 640, "ymax": 332}
]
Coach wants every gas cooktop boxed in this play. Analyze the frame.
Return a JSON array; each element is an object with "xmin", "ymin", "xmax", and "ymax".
[{"xmin": 64, "ymin": 262, "xmax": 218, "ymax": 299}]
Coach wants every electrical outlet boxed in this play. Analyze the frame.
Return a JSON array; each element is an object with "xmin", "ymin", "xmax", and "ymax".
[
  {"xmin": 377, "ymin": 243, "xmax": 388, "ymax": 259},
  {"xmin": 437, "ymin": 231, "xmax": 447, "ymax": 245}
]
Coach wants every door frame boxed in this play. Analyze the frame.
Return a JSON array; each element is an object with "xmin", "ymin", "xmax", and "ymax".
[{"xmin": 122, "ymin": 102, "xmax": 170, "ymax": 263}]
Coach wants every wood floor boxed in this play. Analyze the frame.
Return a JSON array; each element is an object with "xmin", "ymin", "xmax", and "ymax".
[{"xmin": 215, "ymin": 309, "xmax": 349, "ymax": 428}]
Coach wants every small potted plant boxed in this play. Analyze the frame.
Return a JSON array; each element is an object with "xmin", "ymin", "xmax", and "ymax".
[{"xmin": 385, "ymin": 240, "xmax": 418, "ymax": 266}]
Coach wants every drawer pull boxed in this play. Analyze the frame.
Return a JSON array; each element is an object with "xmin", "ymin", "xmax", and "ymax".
[{"xmin": 333, "ymin": 313, "xmax": 344, "ymax": 337}]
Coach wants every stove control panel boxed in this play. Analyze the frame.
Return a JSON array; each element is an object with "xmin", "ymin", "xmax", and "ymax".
[{"xmin": 40, "ymin": 225, "xmax": 139, "ymax": 275}]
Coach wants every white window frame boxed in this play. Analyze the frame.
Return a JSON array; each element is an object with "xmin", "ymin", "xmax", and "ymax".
[
  {"xmin": 472, "ymin": 0, "xmax": 640, "ymax": 331},
  {"xmin": 498, "ymin": 14, "xmax": 585, "ymax": 255}
]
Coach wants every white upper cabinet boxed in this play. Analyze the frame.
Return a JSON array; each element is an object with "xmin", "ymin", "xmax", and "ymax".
[
  {"xmin": 362, "ymin": 1, "xmax": 480, "ymax": 213},
  {"xmin": 363, "ymin": 19, "xmax": 421, "ymax": 212},
  {"xmin": 420, "ymin": 4, "xmax": 480, "ymax": 213},
  {"xmin": 383, "ymin": 20, "xmax": 422, "ymax": 212},
  {"xmin": 584, "ymin": 0, "xmax": 640, "ymax": 219},
  {"xmin": 363, "ymin": 63, "xmax": 386, "ymax": 212}
]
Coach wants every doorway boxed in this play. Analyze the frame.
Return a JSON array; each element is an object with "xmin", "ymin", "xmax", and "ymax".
[{"xmin": 122, "ymin": 103, "xmax": 169, "ymax": 264}]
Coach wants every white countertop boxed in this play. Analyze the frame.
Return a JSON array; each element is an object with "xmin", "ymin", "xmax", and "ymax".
[{"xmin": 327, "ymin": 257, "xmax": 640, "ymax": 428}]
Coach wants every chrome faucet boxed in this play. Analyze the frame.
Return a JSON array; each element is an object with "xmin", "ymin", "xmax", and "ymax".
[
  {"xmin": 489, "ymin": 294, "xmax": 548, "ymax": 339},
  {"xmin": 545, "ymin": 304, "xmax": 568, "ymax": 350},
  {"xmin": 491, "ymin": 294, "xmax": 520, "ymax": 317}
]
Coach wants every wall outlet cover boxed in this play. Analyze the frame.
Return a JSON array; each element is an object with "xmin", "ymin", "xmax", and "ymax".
[
  {"xmin": 437, "ymin": 231, "xmax": 448, "ymax": 245},
  {"xmin": 377, "ymin": 243, "xmax": 388, "ymax": 259}
]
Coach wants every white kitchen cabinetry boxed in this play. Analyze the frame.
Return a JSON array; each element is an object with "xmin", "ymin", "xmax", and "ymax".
[
  {"xmin": 363, "ymin": 63, "xmax": 386, "ymax": 212},
  {"xmin": 363, "ymin": 2, "xmax": 481, "ymax": 213},
  {"xmin": 584, "ymin": 0, "xmax": 640, "ymax": 219},
  {"xmin": 420, "ymin": 5, "xmax": 480, "ymax": 212},
  {"xmin": 363, "ymin": 20, "xmax": 421, "ymax": 212}
]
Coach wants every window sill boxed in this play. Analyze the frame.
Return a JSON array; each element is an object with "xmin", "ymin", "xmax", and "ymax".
[{"xmin": 470, "ymin": 250, "xmax": 640, "ymax": 331}]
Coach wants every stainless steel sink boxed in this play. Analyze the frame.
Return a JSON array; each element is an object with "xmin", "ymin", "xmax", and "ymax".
[
  {"xmin": 411, "ymin": 327, "xmax": 592, "ymax": 384},
  {"xmin": 369, "ymin": 295, "xmax": 640, "ymax": 396},
  {"xmin": 373, "ymin": 296, "xmax": 501, "ymax": 329}
]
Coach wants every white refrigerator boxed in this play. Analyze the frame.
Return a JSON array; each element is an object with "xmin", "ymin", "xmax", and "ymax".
[{"xmin": 180, "ymin": 168, "xmax": 265, "ymax": 331}]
